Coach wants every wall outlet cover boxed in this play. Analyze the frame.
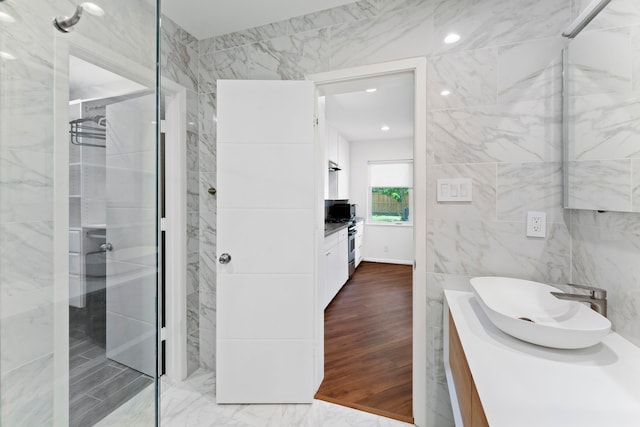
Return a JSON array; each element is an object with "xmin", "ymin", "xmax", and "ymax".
[{"xmin": 526, "ymin": 211, "xmax": 546, "ymax": 238}]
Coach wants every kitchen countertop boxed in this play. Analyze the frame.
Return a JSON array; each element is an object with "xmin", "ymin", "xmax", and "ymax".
[
  {"xmin": 324, "ymin": 222, "xmax": 348, "ymax": 237},
  {"xmin": 444, "ymin": 290, "xmax": 640, "ymax": 427}
]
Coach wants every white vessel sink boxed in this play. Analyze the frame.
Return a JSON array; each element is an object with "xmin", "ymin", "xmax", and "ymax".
[{"xmin": 470, "ymin": 277, "xmax": 611, "ymax": 349}]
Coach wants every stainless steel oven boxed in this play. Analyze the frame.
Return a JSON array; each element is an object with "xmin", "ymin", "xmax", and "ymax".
[{"xmin": 347, "ymin": 222, "xmax": 356, "ymax": 278}]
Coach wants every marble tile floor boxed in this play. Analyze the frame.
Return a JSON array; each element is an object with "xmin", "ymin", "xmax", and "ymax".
[
  {"xmin": 97, "ymin": 369, "xmax": 415, "ymax": 426},
  {"xmin": 69, "ymin": 324, "xmax": 153, "ymax": 426}
]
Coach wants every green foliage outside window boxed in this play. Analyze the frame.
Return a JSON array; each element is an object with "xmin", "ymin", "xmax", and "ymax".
[{"xmin": 371, "ymin": 187, "xmax": 410, "ymax": 222}]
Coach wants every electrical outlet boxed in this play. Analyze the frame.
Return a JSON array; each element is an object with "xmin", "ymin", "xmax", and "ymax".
[
  {"xmin": 527, "ymin": 211, "xmax": 546, "ymax": 238},
  {"xmin": 383, "ymin": 245, "xmax": 389, "ymax": 253}
]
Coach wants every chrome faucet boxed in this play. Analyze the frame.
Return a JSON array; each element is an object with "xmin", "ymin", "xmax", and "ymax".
[{"xmin": 551, "ymin": 283, "xmax": 607, "ymax": 317}]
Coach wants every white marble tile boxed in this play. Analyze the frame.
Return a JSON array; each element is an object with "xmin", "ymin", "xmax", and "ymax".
[
  {"xmin": 199, "ymin": 133, "xmax": 217, "ymax": 174},
  {"xmin": 632, "ymin": 24, "xmax": 640, "ymax": 95},
  {"xmin": 161, "ymin": 14, "xmax": 198, "ymax": 52},
  {"xmin": 570, "ymin": 210, "xmax": 640, "ymax": 347},
  {"xmin": 568, "ymin": 93, "xmax": 640, "ymax": 161},
  {"xmin": 433, "ymin": 220, "xmax": 570, "ymax": 284},
  {"xmin": 187, "ymin": 330, "xmax": 200, "ymax": 376},
  {"xmin": 198, "ymin": 231, "xmax": 216, "ymax": 293},
  {"xmin": 161, "ymin": 17, "xmax": 199, "ymax": 92},
  {"xmin": 199, "ymin": 171, "xmax": 217, "ymax": 214},
  {"xmin": 187, "ymin": 172, "xmax": 199, "ymax": 210},
  {"xmin": 571, "ymin": 0, "xmax": 640, "ymax": 32},
  {"xmin": 427, "ymin": 379, "xmax": 455, "ymax": 427},
  {"xmin": 186, "ymin": 89, "xmax": 199, "ymax": 132},
  {"xmin": 330, "ymin": 2, "xmax": 433, "ymax": 69},
  {"xmin": 497, "ymin": 36, "xmax": 565, "ymax": 104},
  {"xmin": 0, "ymin": 149, "xmax": 53, "ymax": 223},
  {"xmin": 187, "ymin": 130, "xmax": 199, "ymax": 173},
  {"xmin": 431, "ymin": 99, "xmax": 562, "ymax": 164},
  {"xmin": 94, "ymin": 383, "xmax": 155, "ymax": 427},
  {"xmin": 213, "ymin": 20, "xmax": 289, "ymax": 52},
  {"xmin": 156, "ymin": 369, "xmax": 415, "ymax": 427},
  {"xmin": 497, "ymin": 162, "xmax": 563, "ymax": 223},
  {"xmin": 0, "ymin": 298, "xmax": 53, "ymax": 374},
  {"xmin": 567, "ymin": 27, "xmax": 632, "ymax": 96},
  {"xmin": 0, "ymin": 66, "xmax": 54, "ymax": 153},
  {"xmin": 199, "ymin": 47, "xmax": 249, "ymax": 94},
  {"xmin": 0, "ymin": 354, "xmax": 53, "ymax": 426},
  {"xmin": 433, "ymin": 0, "xmax": 569, "ymax": 54},
  {"xmin": 428, "ymin": 48, "xmax": 497, "ymax": 110},
  {"xmin": 634, "ymin": 159, "xmax": 640, "ymax": 212},
  {"xmin": 247, "ymin": 29, "xmax": 330, "ymax": 80},
  {"xmin": 567, "ymin": 160, "xmax": 632, "ymax": 211},
  {"xmin": 187, "ymin": 251, "xmax": 200, "ymax": 295},
  {"xmin": 287, "ymin": 1, "xmax": 376, "ymax": 33},
  {"xmin": 199, "ymin": 291, "xmax": 216, "ymax": 332},
  {"xmin": 199, "ymin": 91, "xmax": 217, "ymax": 135},
  {"xmin": 571, "ymin": 208, "xmax": 640, "ymax": 235},
  {"xmin": 199, "ymin": 328, "xmax": 216, "ymax": 371},
  {"xmin": 429, "ymin": 162, "xmax": 497, "ymax": 221},
  {"xmin": 187, "ymin": 291, "xmax": 200, "ymax": 335},
  {"xmin": 0, "ymin": 221, "xmax": 53, "ymax": 291}
]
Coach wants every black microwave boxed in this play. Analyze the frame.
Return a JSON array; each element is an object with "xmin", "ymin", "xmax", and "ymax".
[{"xmin": 329, "ymin": 203, "xmax": 356, "ymax": 220}]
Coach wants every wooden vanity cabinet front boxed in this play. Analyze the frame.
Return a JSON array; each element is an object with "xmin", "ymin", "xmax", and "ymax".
[{"xmin": 449, "ymin": 314, "xmax": 489, "ymax": 427}]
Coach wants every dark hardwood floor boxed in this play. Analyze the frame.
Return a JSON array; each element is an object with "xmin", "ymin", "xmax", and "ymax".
[{"xmin": 315, "ymin": 261, "xmax": 413, "ymax": 424}]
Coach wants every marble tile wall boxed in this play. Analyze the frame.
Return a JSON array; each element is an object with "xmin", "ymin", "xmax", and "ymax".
[
  {"xmin": 1, "ymin": 0, "xmax": 158, "ymax": 424},
  {"xmin": 565, "ymin": 0, "xmax": 640, "ymax": 211},
  {"xmin": 567, "ymin": 0, "xmax": 640, "ymax": 349},
  {"xmin": 195, "ymin": 0, "xmax": 574, "ymax": 424},
  {"xmin": 160, "ymin": 15, "xmax": 201, "ymax": 375},
  {"xmin": 0, "ymin": 1, "xmax": 58, "ymax": 424}
]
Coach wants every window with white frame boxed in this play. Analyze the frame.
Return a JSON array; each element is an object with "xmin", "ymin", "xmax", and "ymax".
[{"xmin": 368, "ymin": 160, "xmax": 413, "ymax": 224}]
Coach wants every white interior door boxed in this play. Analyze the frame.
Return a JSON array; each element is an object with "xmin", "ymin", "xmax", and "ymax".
[
  {"xmin": 216, "ymin": 80, "xmax": 317, "ymax": 403},
  {"xmin": 105, "ymin": 93, "xmax": 157, "ymax": 377}
]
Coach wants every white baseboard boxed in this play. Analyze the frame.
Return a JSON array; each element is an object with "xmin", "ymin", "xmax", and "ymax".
[{"xmin": 363, "ymin": 257, "xmax": 413, "ymax": 265}]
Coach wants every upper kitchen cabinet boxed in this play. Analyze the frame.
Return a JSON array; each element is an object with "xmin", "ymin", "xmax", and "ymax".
[{"xmin": 326, "ymin": 124, "xmax": 350, "ymax": 200}]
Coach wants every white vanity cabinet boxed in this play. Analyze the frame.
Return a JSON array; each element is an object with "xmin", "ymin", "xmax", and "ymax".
[
  {"xmin": 323, "ymin": 228, "xmax": 349, "ymax": 309},
  {"xmin": 354, "ymin": 220, "xmax": 364, "ymax": 268}
]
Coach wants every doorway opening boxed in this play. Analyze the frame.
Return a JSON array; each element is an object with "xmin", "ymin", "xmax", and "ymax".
[
  {"xmin": 310, "ymin": 58, "xmax": 427, "ymax": 426},
  {"xmin": 67, "ymin": 55, "xmax": 157, "ymax": 426}
]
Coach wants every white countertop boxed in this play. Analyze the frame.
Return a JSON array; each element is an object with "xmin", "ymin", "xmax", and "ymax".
[{"xmin": 445, "ymin": 290, "xmax": 640, "ymax": 427}]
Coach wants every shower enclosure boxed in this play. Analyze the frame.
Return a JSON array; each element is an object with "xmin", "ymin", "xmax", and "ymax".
[{"xmin": 0, "ymin": 1, "xmax": 160, "ymax": 425}]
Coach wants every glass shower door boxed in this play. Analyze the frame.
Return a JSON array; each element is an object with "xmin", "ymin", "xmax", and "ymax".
[{"xmin": 0, "ymin": 1, "xmax": 160, "ymax": 426}]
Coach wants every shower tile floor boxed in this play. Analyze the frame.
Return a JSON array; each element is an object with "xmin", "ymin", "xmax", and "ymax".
[
  {"xmin": 96, "ymin": 369, "xmax": 414, "ymax": 426},
  {"xmin": 69, "ymin": 327, "xmax": 153, "ymax": 427}
]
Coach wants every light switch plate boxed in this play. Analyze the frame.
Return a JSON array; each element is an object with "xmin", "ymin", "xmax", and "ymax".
[
  {"xmin": 437, "ymin": 178, "xmax": 472, "ymax": 202},
  {"xmin": 526, "ymin": 211, "xmax": 546, "ymax": 238}
]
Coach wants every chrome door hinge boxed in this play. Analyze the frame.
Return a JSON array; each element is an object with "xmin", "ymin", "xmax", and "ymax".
[
  {"xmin": 160, "ymin": 217, "xmax": 167, "ymax": 231},
  {"xmin": 160, "ymin": 327, "xmax": 167, "ymax": 341}
]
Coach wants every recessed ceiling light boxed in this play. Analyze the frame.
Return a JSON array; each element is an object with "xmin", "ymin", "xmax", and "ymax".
[
  {"xmin": 0, "ymin": 51, "xmax": 16, "ymax": 60},
  {"xmin": 365, "ymin": 88, "xmax": 377, "ymax": 93},
  {"xmin": 0, "ymin": 12, "xmax": 16, "ymax": 23},
  {"xmin": 440, "ymin": 89, "xmax": 451, "ymax": 96},
  {"xmin": 381, "ymin": 125, "xmax": 390, "ymax": 131},
  {"xmin": 444, "ymin": 33, "xmax": 461, "ymax": 44}
]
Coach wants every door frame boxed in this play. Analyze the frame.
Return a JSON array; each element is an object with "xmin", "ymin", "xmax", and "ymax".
[
  {"xmin": 308, "ymin": 57, "xmax": 428, "ymax": 427},
  {"xmin": 161, "ymin": 81, "xmax": 188, "ymax": 381}
]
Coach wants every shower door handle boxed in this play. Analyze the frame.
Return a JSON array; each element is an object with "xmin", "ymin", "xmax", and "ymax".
[{"xmin": 100, "ymin": 242, "xmax": 113, "ymax": 251}]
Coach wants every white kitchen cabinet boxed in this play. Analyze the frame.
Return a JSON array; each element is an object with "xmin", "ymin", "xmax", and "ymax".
[
  {"xmin": 325, "ymin": 124, "xmax": 349, "ymax": 200},
  {"xmin": 337, "ymin": 133, "xmax": 349, "ymax": 199},
  {"xmin": 355, "ymin": 220, "xmax": 364, "ymax": 268},
  {"xmin": 323, "ymin": 229, "xmax": 349, "ymax": 309}
]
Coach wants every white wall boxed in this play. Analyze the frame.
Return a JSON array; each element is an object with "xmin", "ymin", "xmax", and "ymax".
[{"xmin": 350, "ymin": 139, "xmax": 413, "ymax": 264}]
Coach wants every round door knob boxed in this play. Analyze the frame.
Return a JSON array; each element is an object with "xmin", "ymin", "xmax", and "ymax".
[
  {"xmin": 219, "ymin": 253, "xmax": 231, "ymax": 264},
  {"xmin": 100, "ymin": 242, "xmax": 113, "ymax": 251}
]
